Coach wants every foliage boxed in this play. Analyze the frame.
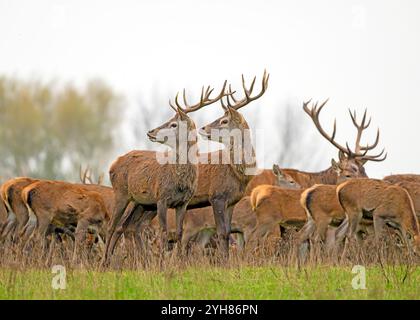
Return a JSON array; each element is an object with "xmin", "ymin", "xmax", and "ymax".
[{"xmin": 0, "ymin": 77, "xmax": 123, "ymax": 180}]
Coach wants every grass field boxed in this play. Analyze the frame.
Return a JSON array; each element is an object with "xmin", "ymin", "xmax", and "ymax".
[{"xmin": 0, "ymin": 265, "xmax": 419, "ymax": 300}]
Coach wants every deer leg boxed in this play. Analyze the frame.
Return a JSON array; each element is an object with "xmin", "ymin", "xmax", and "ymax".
[
  {"xmin": 175, "ymin": 203, "xmax": 188, "ymax": 251},
  {"xmin": 102, "ymin": 197, "xmax": 130, "ymax": 265},
  {"xmin": 72, "ymin": 219, "xmax": 90, "ymax": 265},
  {"xmin": 157, "ymin": 200, "xmax": 169, "ymax": 252},
  {"xmin": 373, "ymin": 214, "xmax": 387, "ymax": 243},
  {"xmin": 35, "ymin": 216, "xmax": 52, "ymax": 257},
  {"xmin": 333, "ymin": 215, "xmax": 350, "ymax": 262},
  {"xmin": 210, "ymin": 199, "xmax": 229, "ymax": 256},
  {"xmin": 133, "ymin": 209, "xmax": 156, "ymax": 254},
  {"xmin": 234, "ymin": 232, "xmax": 245, "ymax": 251},
  {"xmin": 1, "ymin": 211, "xmax": 17, "ymax": 241},
  {"xmin": 346, "ymin": 210, "xmax": 363, "ymax": 241},
  {"xmin": 224, "ymin": 205, "xmax": 234, "ymax": 236},
  {"xmin": 102, "ymin": 201, "xmax": 136, "ymax": 265},
  {"xmin": 297, "ymin": 217, "xmax": 316, "ymax": 263}
]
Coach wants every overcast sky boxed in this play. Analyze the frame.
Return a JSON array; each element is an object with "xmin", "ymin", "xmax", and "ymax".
[{"xmin": 1, "ymin": 0, "xmax": 419, "ymax": 178}]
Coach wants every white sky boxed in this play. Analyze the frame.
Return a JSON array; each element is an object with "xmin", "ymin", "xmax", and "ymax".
[{"xmin": 1, "ymin": 0, "xmax": 419, "ymax": 178}]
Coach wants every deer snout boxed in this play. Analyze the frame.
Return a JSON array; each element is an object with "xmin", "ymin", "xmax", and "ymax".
[
  {"xmin": 147, "ymin": 129, "xmax": 157, "ymax": 141},
  {"xmin": 199, "ymin": 127, "xmax": 210, "ymax": 138}
]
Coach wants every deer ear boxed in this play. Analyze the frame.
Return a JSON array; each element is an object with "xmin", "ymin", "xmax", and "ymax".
[
  {"xmin": 177, "ymin": 106, "xmax": 188, "ymax": 120},
  {"xmin": 331, "ymin": 158, "xmax": 341, "ymax": 172},
  {"xmin": 272, "ymin": 164, "xmax": 283, "ymax": 177},
  {"xmin": 357, "ymin": 158, "xmax": 368, "ymax": 165},
  {"xmin": 227, "ymin": 105, "xmax": 236, "ymax": 117}
]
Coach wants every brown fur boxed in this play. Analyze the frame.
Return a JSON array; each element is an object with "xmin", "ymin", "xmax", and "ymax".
[
  {"xmin": 147, "ymin": 197, "xmax": 257, "ymax": 251},
  {"xmin": 392, "ymin": 181, "xmax": 420, "ymax": 219},
  {"xmin": 0, "ymin": 197, "xmax": 7, "ymax": 237},
  {"xmin": 245, "ymin": 167, "xmax": 339, "ymax": 195},
  {"xmin": 248, "ymin": 185, "xmax": 306, "ymax": 246},
  {"xmin": 297, "ymin": 184, "xmax": 373, "ymax": 254},
  {"xmin": 102, "ymin": 108, "xmax": 199, "ymax": 264},
  {"xmin": 21, "ymin": 180, "xmax": 109, "ymax": 261},
  {"xmin": 0, "ymin": 177, "xmax": 39, "ymax": 239},
  {"xmin": 336, "ymin": 178, "xmax": 420, "ymax": 251},
  {"xmin": 383, "ymin": 174, "xmax": 420, "ymax": 184},
  {"xmin": 186, "ymin": 105, "xmax": 258, "ymax": 254}
]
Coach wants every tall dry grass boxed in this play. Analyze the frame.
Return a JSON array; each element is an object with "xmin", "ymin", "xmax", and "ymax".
[{"xmin": 0, "ymin": 228, "xmax": 418, "ymax": 275}]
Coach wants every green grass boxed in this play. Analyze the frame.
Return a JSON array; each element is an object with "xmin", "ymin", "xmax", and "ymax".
[{"xmin": 0, "ymin": 265, "xmax": 419, "ymax": 299}]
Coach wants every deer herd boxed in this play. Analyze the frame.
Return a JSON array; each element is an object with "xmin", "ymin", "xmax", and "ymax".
[{"xmin": 0, "ymin": 70, "xmax": 419, "ymax": 267}]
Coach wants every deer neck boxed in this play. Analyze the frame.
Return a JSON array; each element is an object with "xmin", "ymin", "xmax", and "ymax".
[
  {"xmin": 316, "ymin": 166, "xmax": 339, "ymax": 184},
  {"xmin": 164, "ymin": 136, "xmax": 198, "ymax": 167},
  {"xmin": 224, "ymin": 134, "xmax": 256, "ymax": 184}
]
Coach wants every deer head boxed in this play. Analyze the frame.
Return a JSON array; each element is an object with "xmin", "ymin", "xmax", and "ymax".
[
  {"xmin": 147, "ymin": 82, "xmax": 228, "ymax": 150},
  {"xmin": 199, "ymin": 70, "xmax": 269, "ymax": 146},
  {"xmin": 303, "ymin": 99, "xmax": 386, "ymax": 183},
  {"xmin": 272, "ymin": 164, "xmax": 301, "ymax": 189}
]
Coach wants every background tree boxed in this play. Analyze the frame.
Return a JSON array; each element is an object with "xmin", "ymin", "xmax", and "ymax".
[{"xmin": 0, "ymin": 77, "xmax": 123, "ymax": 181}]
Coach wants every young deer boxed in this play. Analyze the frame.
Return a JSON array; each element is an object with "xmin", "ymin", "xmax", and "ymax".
[
  {"xmin": 336, "ymin": 178, "xmax": 420, "ymax": 253},
  {"xmin": 101, "ymin": 83, "xmax": 227, "ymax": 265},
  {"xmin": 248, "ymin": 185, "xmax": 305, "ymax": 248},
  {"xmin": 244, "ymin": 99, "xmax": 386, "ymax": 195},
  {"xmin": 173, "ymin": 163, "xmax": 298, "ymax": 251},
  {"xmin": 297, "ymin": 183, "xmax": 376, "ymax": 260},
  {"xmin": 244, "ymin": 165, "xmax": 307, "ymax": 248},
  {"xmin": 0, "ymin": 177, "xmax": 39, "ymax": 241},
  {"xmin": 20, "ymin": 180, "xmax": 109, "ymax": 262}
]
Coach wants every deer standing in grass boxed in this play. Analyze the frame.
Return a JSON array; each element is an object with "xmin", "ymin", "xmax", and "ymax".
[
  {"xmin": 247, "ymin": 167, "xmax": 304, "ymax": 248},
  {"xmin": 20, "ymin": 180, "xmax": 109, "ymax": 262},
  {"xmin": 249, "ymin": 100, "xmax": 386, "ymax": 249},
  {"xmin": 167, "ymin": 163, "xmax": 300, "ymax": 251},
  {"xmin": 336, "ymin": 178, "xmax": 420, "ymax": 253},
  {"xmin": 297, "ymin": 104, "xmax": 387, "ymax": 255},
  {"xmin": 193, "ymin": 71, "xmax": 269, "ymax": 255},
  {"xmin": 244, "ymin": 99, "xmax": 386, "ymax": 195},
  {"xmin": 101, "ymin": 82, "xmax": 229, "ymax": 265}
]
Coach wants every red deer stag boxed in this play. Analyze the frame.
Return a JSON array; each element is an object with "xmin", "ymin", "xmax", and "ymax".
[
  {"xmin": 102, "ymin": 82, "xmax": 228, "ymax": 265},
  {"xmin": 194, "ymin": 71, "xmax": 269, "ymax": 254},
  {"xmin": 297, "ymin": 106, "xmax": 387, "ymax": 254},
  {"xmin": 244, "ymin": 99, "xmax": 386, "ymax": 195}
]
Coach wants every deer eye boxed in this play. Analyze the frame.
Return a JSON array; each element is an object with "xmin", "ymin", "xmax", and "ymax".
[
  {"xmin": 170, "ymin": 123, "xmax": 178, "ymax": 128},
  {"xmin": 220, "ymin": 118, "xmax": 228, "ymax": 125}
]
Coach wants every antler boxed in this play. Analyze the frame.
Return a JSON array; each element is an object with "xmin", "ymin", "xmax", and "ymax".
[
  {"xmin": 169, "ymin": 80, "xmax": 228, "ymax": 114},
  {"xmin": 347, "ymin": 108, "xmax": 387, "ymax": 162},
  {"xmin": 303, "ymin": 99, "xmax": 387, "ymax": 162},
  {"xmin": 79, "ymin": 165, "xmax": 93, "ymax": 184},
  {"xmin": 221, "ymin": 69, "xmax": 269, "ymax": 110},
  {"xmin": 79, "ymin": 165, "xmax": 105, "ymax": 184},
  {"xmin": 303, "ymin": 98, "xmax": 350, "ymax": 155}
]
